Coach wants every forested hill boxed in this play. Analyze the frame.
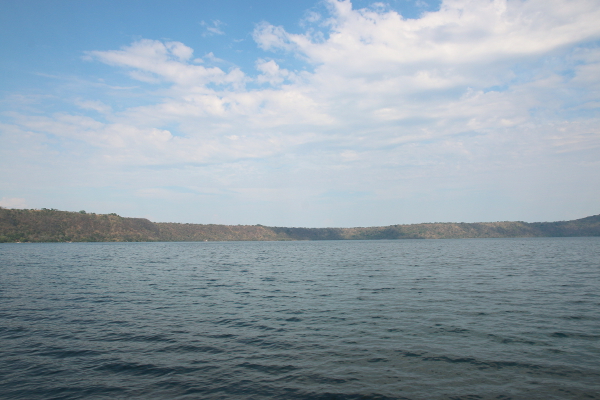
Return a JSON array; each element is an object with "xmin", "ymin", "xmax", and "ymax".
[{"xmin": 1, "ymin": 207, "xmax": 599, "ymax": 243}]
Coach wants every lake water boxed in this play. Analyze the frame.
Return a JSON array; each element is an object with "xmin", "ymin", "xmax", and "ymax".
[{"xmin": 1, "ymin": 238, "xmax": 599, "ymax": 399}]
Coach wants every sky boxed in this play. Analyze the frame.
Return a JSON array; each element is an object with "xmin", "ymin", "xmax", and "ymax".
[{"xmin": 1, "ymin": 0, "xmax": 599, "ymax": 227}]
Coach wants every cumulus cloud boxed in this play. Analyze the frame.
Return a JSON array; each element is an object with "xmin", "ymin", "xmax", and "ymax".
[
  {"xmin": 28, "ymin": 1, "xmax": 600, "ymax": 162},
  {"xmin": 255, "ymin": 59, "xmax": 298, "ymax": 85},
  {"xmin": 13, "ymin": 0, "xmax": 600, "ymax": 167},
  {"xmin": 250, "ymin": 0, "xmax": 600, "ymax": 106}
]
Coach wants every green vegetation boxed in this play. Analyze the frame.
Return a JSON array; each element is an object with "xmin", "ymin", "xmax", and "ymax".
[{"xmin": 1, "ymin": 207, "xmax": 599, "ymax": 243}]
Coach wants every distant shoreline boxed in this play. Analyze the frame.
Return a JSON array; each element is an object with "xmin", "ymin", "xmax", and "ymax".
[{"xmin": 1, "ymin": 207, "xmax": 599, "ymax": 243}]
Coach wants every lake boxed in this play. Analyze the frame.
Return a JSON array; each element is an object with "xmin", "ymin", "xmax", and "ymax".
[{"xmin": 1, "ymin": 238, "xmax": 599, "ymax": 399}]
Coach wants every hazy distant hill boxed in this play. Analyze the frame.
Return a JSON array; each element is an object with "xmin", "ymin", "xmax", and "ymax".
[{"xmin": 1, "ymin": 207, "xmax": 599, "ymax": 243}]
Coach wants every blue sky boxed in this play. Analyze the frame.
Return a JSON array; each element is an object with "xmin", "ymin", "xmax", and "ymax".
[{"xmin": 1, "ymin": 0, "xmax": 599, "ymax": 227}]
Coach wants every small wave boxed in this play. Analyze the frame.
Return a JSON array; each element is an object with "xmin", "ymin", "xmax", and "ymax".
[
  {"xmin": 304, "ymin": 394, "xmax": 407, "ymax": 400},
  {"xmin": 394, "ymin": 349, "xmax": 594, "ymax": 377},
  {"xmin": 3, "ymin": 384, "xmax": 127, "ymax": 400},
  {"xmin": 94, "ymin": 361, "xmax": 201, "ymax": 377},
  {"xmin": 0, "ymin": 325, "xmax": 28, "ymax": 339},
  {"xmin": 236, "ymin": 362, "xmax": 299, "ymax": 374},
  {"xmin": 550, "ymin": 331, "xmax": 600, "ymax": 340},
  {"xmin": 99, "ymin": 332, "xmax": 176, "ymax": 343},
  {"xmin": 156, "ymin": 344, "xmax": 224, "ymax": 354},
  {"xmin": 38, "ymin": 349, "xmax": 103, "ymax": 359}
]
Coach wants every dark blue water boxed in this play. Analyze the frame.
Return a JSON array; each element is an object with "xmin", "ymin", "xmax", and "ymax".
[{"xmin": 1, "ymin": 238, "xmax": 599, "ymax": 399}]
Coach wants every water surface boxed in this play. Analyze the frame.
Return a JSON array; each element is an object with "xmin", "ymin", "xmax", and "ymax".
[{"xmin": 1, "ymin": 238, "xmax": 599, "ymax": 399}]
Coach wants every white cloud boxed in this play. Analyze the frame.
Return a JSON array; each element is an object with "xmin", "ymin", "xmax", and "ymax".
[
  {"xmin": 86, "ymin": 39, "xmax": 243, "ymax": 87},
  {"xmin": 166, "ymin": 41, "xmax": 194, "ymax": 61},
  {"xmin": 302, "ymin": 11, "xmax": 322, "ymax": 24},
  {"xmin": 201, "ymin": 20, "xmax": 225, "ymax": 36},
  {"xmin": 26, "ymin": 1, "xmax": 600, "ymax": 163},
  {"xmin": 256, "ymin": 59, "xmax": 297, "ymax": 85},
  {"xmin": 253, "ymin": 0, "xmax": 600, "ymax": 79},
  {"xmin": 252, "ymin": 22, "xmax": 296, "ymax": 52},
  {"xmin": 75, "ymin": 99, "xmax": 112, "ymax": 114}
]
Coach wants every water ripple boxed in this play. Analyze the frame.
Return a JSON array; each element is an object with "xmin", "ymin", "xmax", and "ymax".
[{"xmin": 1, "ymin": 238, "xmax": 599, "ymax": 399}]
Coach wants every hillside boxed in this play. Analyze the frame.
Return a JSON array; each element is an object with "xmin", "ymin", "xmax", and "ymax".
[{"xmin": 1, "ymin": 207, "xmax": 599, "ymax": 243}]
